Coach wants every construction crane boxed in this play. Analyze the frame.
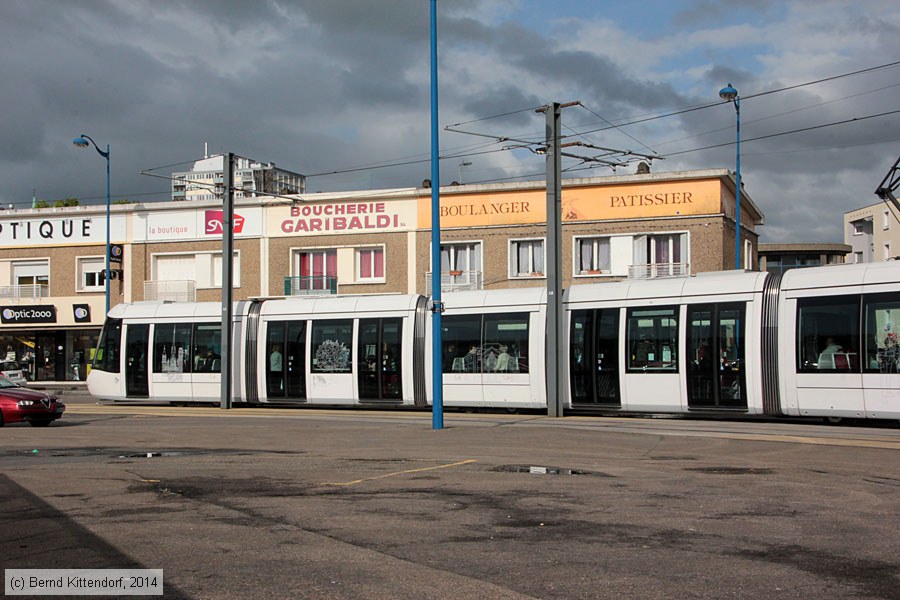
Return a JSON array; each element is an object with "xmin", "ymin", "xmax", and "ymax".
[{"xmin": 875, "ymin": 155, "xmax": 900, "ymax": 212}]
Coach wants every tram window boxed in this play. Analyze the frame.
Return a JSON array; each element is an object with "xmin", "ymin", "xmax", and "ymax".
[
  {"xmin": 153, "ymin": 323, "xmax": 192, "ymax": 373},
  {"xmin": 483, "ymin": 313, "xmax": 529, "ymax": 373},
  {"xmin": 864, "ymin": 293, "xmax": 900, "ymax": 373},
  {"xmin": 442, "ymin": 315, "xmax": 482, "ymax": 373},
  {"xmin": 796, "ymin": 296, "xmax": 859, "ymax": 372},
  {"xmin": 192, "ymin": 323, "xmax": 222, "ymax": 373},
  {"xmin": 311, "ymin": 320, "xmax": 353, "ymax": 373},
  {"xmin": 93, "ymin": 318, "xmax": 122, "ymax": 373},
  {"xmin": 626, "ymin": 307, "xmax": 678, "ymax": 372}
]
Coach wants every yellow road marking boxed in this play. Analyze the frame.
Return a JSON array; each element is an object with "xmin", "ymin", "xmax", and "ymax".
[{"xmin": 323, "ymin": 459, "xmax": 478, "ymax": 487}]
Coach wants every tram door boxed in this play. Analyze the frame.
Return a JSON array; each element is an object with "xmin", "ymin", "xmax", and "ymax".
[
  {"xmin": 125, "ymin": 324, "xmax": 149, "ymax": 398},
  {"xmin": 266, "ymin": 321, "xmax": 307, "ymax": 401},
  {"xmin": 687, "ymin": 303, "xmax": 746, "ymax": 409},
  {"xmin": 358, "ymin": 318, "xmax": 403, "ymax": 402},
  {"xmin": 569, "ymin": 309, "xmax": 620, "ymax": 407}
]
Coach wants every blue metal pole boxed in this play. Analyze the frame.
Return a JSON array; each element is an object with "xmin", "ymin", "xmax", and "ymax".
[
  {"xmin": 734, "ymin": 97, "xmax": 741, "ymax": 270},
  {"xmin": 104, "ymin": 144, "xmax": 111, "ymax": 316},
  {"xmin": 430, "ymin": 0, "xmax": 444, "ymax": 430}
]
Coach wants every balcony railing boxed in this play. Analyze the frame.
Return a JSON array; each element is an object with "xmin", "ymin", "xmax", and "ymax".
[
  {"xmin": 283, "ymin": 276, "xmax": 338, "ymax": 296},
  {"xmin": 144, "ymin": 280, "xmax": 196, "ymax": 302},
  {"xmin": 0, "ymin": 284, "xmax": 49, "ymax": 299},
  {"xmin": 628, "ymin": 263, "xmax": 691, "ymax": 279},
  {"xmin": 425, "ymin": 271, "xmax": 484, "ymax": 295}
]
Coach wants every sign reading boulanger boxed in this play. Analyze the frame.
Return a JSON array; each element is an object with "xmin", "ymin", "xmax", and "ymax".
[{"xmin": 1, "ymin": 305, "xmax": 57, "ymax": 324}]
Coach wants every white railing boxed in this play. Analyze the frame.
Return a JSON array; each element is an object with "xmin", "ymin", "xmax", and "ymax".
[
  {"xmin": 144, "ymin": 280, "xmax": 196, "ymax": 302},
  {"xmin": 0, "ymin": 284, "xmax": 48, "ymax": 299},
  {"xmin": 425, "ymin": 271, "xmax": 484, "ymax": 295},
  {"xmin": 628, "ymin": 263, "xmax": 691, "ymax": 279}
]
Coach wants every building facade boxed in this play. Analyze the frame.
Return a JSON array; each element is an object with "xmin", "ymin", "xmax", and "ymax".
[
  {"xmin": 172, "ymin": 154, "xmax": 305, "ymax": 202},
  {"xmin": 758, "ymin": 243, "xmax": 851, "ymax": 275},
  {"xmin": 0, "ymin": 169, "xmax": 761, "ymax": 382},
  {"xmin": 844, "ymin": 200, "xmax": 900, "ymax": 263}
]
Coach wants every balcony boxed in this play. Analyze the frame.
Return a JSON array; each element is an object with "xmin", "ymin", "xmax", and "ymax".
[
  {"xmin": 283, "ymin": 276, "xmax": 338, "ymax": 296},
  {"xmin": 425, "ymin": 271, "xmax": 484, "ymax": 295},
  {"xmin": 144, "ymin": 280, "xmax": 196, "ymax": 302},
  {"xmin": 628, "ymin": 263, "xmax": 690, "ymax": 279},
  {"xmin": 0, "ymin": 284, "xmax": 49, "ymax": 299}
]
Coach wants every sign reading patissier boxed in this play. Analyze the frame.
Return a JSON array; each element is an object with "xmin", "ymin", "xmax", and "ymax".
[
  {"xmin": 274, "ymin": 199, "xmax": 417, "ymax": 237},
  {"xmin": 419, "ymin": 180, "xmax": 723, "ymax": 228}
]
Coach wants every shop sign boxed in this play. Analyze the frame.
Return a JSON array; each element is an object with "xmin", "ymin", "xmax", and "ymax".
[
  {"xmin": 0, "ymin": 215, "xmax": 124, "ymax": 247},
  {"xmin": 109, "ymin": 244, "xmax": 124, "ymax": 264},
  {"xmin": 1, "ymin": 305, "xmax": 57, "ymax": 324},
  {"xmin": 280, "ymin": 202, "xmax": 406, "ymax": 235},
  {"xmin": 205, "ymin": 210, "xmax": 246, "ymax": 235},
  {"xmin": 73, "ymin": 304, "xmax": 92, "ymax": 323}
]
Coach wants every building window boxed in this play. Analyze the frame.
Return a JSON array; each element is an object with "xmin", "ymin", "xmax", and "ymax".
[
  {"xmin": 440, "ymin": 242, "xmax": 482, "ymax": 275},
  {"xmin": 153, "ymin": 252, "xmax": 240, "ymax": 289},
  {"xmin": 509, "ymin": 239, "xmax": 544, "ymax": 278},
  {"xmin": 356, "ymin": 247, "xmax": 384, "ymax": 281},
  {"xmin": 855, "ymin": 252, "xmax": 864, "ymax": 264},
  {"xmin": 884, "ymin": 243, "xmax": 892, "ymax": 262},
  {"xmin": 575, "ymin": 237, "xmax": 611, "ymax": 275},
  {"xmin": 296, "ymin": 249, "xmax": 337, "ymax": 289},
  {"xmin": 77, "ymin": 257, "xmax": 105, "ymax": 292},
  {"xmin": 632, "ymin": 233, "xmax": 688, "ymax": 277},
  {"xmin": 12, "ymin": 259, "xmax": 49, "ymax": 292},
  {"xmin": 884, "ymin": 210, "xmax": 891, "ymax": 231}
]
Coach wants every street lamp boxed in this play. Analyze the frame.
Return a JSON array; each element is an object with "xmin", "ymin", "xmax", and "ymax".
[
  {"xmin": 73, "ymin": 134, "xmax": 111, "ymax": 315},
  {"xmin": 719, "ymin": 83, "xmax": 742, "ymax": 270}
]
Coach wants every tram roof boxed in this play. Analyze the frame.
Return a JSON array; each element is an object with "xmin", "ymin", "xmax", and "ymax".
[
  {"xmin": 564, "ymin": 270, "xmax": 769, "ymax": 304},
  {"xmin": 780, "ymin": 260, "xmax": 900, "ymax": 291}
]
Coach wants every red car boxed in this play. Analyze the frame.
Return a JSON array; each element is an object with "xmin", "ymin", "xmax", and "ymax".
[{"xmin": 0, "ymin": 376, "xmax": 65, "ymax": 427}]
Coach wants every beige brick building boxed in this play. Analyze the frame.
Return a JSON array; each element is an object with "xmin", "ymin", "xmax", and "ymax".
[{"xmin": 0, "ymin": 168, "xmax": 761, "ymax": 382}]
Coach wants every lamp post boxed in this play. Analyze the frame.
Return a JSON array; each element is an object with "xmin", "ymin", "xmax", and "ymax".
[
  {"xmin": 73, "ymin": 135, "xmax": 111, "ymax": 315},
  {"xmin": 719, "ymin": 83, "xmax": 742, "ymax": 270}
]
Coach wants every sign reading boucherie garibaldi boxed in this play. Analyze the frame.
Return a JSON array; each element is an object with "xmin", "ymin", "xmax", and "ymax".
[
  {"xmin": 419, "ymin": 180, "xmax": 723, "ymax": 228},
  {"xmin": 280, "ymin": 201, "xmax": 410, "ymax": 234},
  {"xmin": 1, "ymin": 305, "xmax": 57, "ymax": 324}
]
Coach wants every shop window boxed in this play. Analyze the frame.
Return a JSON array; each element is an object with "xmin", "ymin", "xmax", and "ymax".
[
  {"xmin": 509, "ymin": 239, "xmax": 544, "ymax": 278},
  {"xmin": 575, "ymin": 237, "xmax": 611, "ymax": 275},
  {"xmin": 77, "ymin": 257, "xmax": 105, "ymax": 292},
  {"xmin": 356, "ymin": 247, "xmax": 384, "ymax": 281}
]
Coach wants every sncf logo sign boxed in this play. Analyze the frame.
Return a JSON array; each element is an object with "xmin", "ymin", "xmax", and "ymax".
[{"xmin": 205, "ymin": 210, "xmax": 245, "ymax": 235}]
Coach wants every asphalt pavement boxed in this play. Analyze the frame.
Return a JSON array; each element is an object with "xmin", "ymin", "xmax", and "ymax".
[{"xmin": 1, "ymin": 391, "xmax": 899, "ymax": 599}]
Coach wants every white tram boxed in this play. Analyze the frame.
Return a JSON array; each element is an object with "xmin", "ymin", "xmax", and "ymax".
[{"xmin": 87, "ymin": 261, "xmax": 900, "ymax": 421}]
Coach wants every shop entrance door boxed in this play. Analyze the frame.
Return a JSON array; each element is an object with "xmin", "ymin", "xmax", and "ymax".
[
  {"xmin": 125, "ymin": 324, "xmax": 150, "ymax": 398},
  {"xmin": 35, "ymin": 332, "xmax": 65, "ymax": 381}
]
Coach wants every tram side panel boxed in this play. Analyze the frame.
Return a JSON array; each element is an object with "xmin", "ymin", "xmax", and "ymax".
[
  {"xmin": 426, "ymin": 289, "xmax": 547, "ymax": 409},
  {"xmin": 257, "ymin": 295, "xmax": 424, "ymax": 406},
  {"xmin": 778, "ymin": 264, "xmax": 876, "ymax": 419}
]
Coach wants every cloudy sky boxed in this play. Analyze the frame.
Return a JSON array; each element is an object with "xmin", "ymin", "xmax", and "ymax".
[{"xmin": 2, "ymin": 0, "xmax": 899, "ymax": 242}]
